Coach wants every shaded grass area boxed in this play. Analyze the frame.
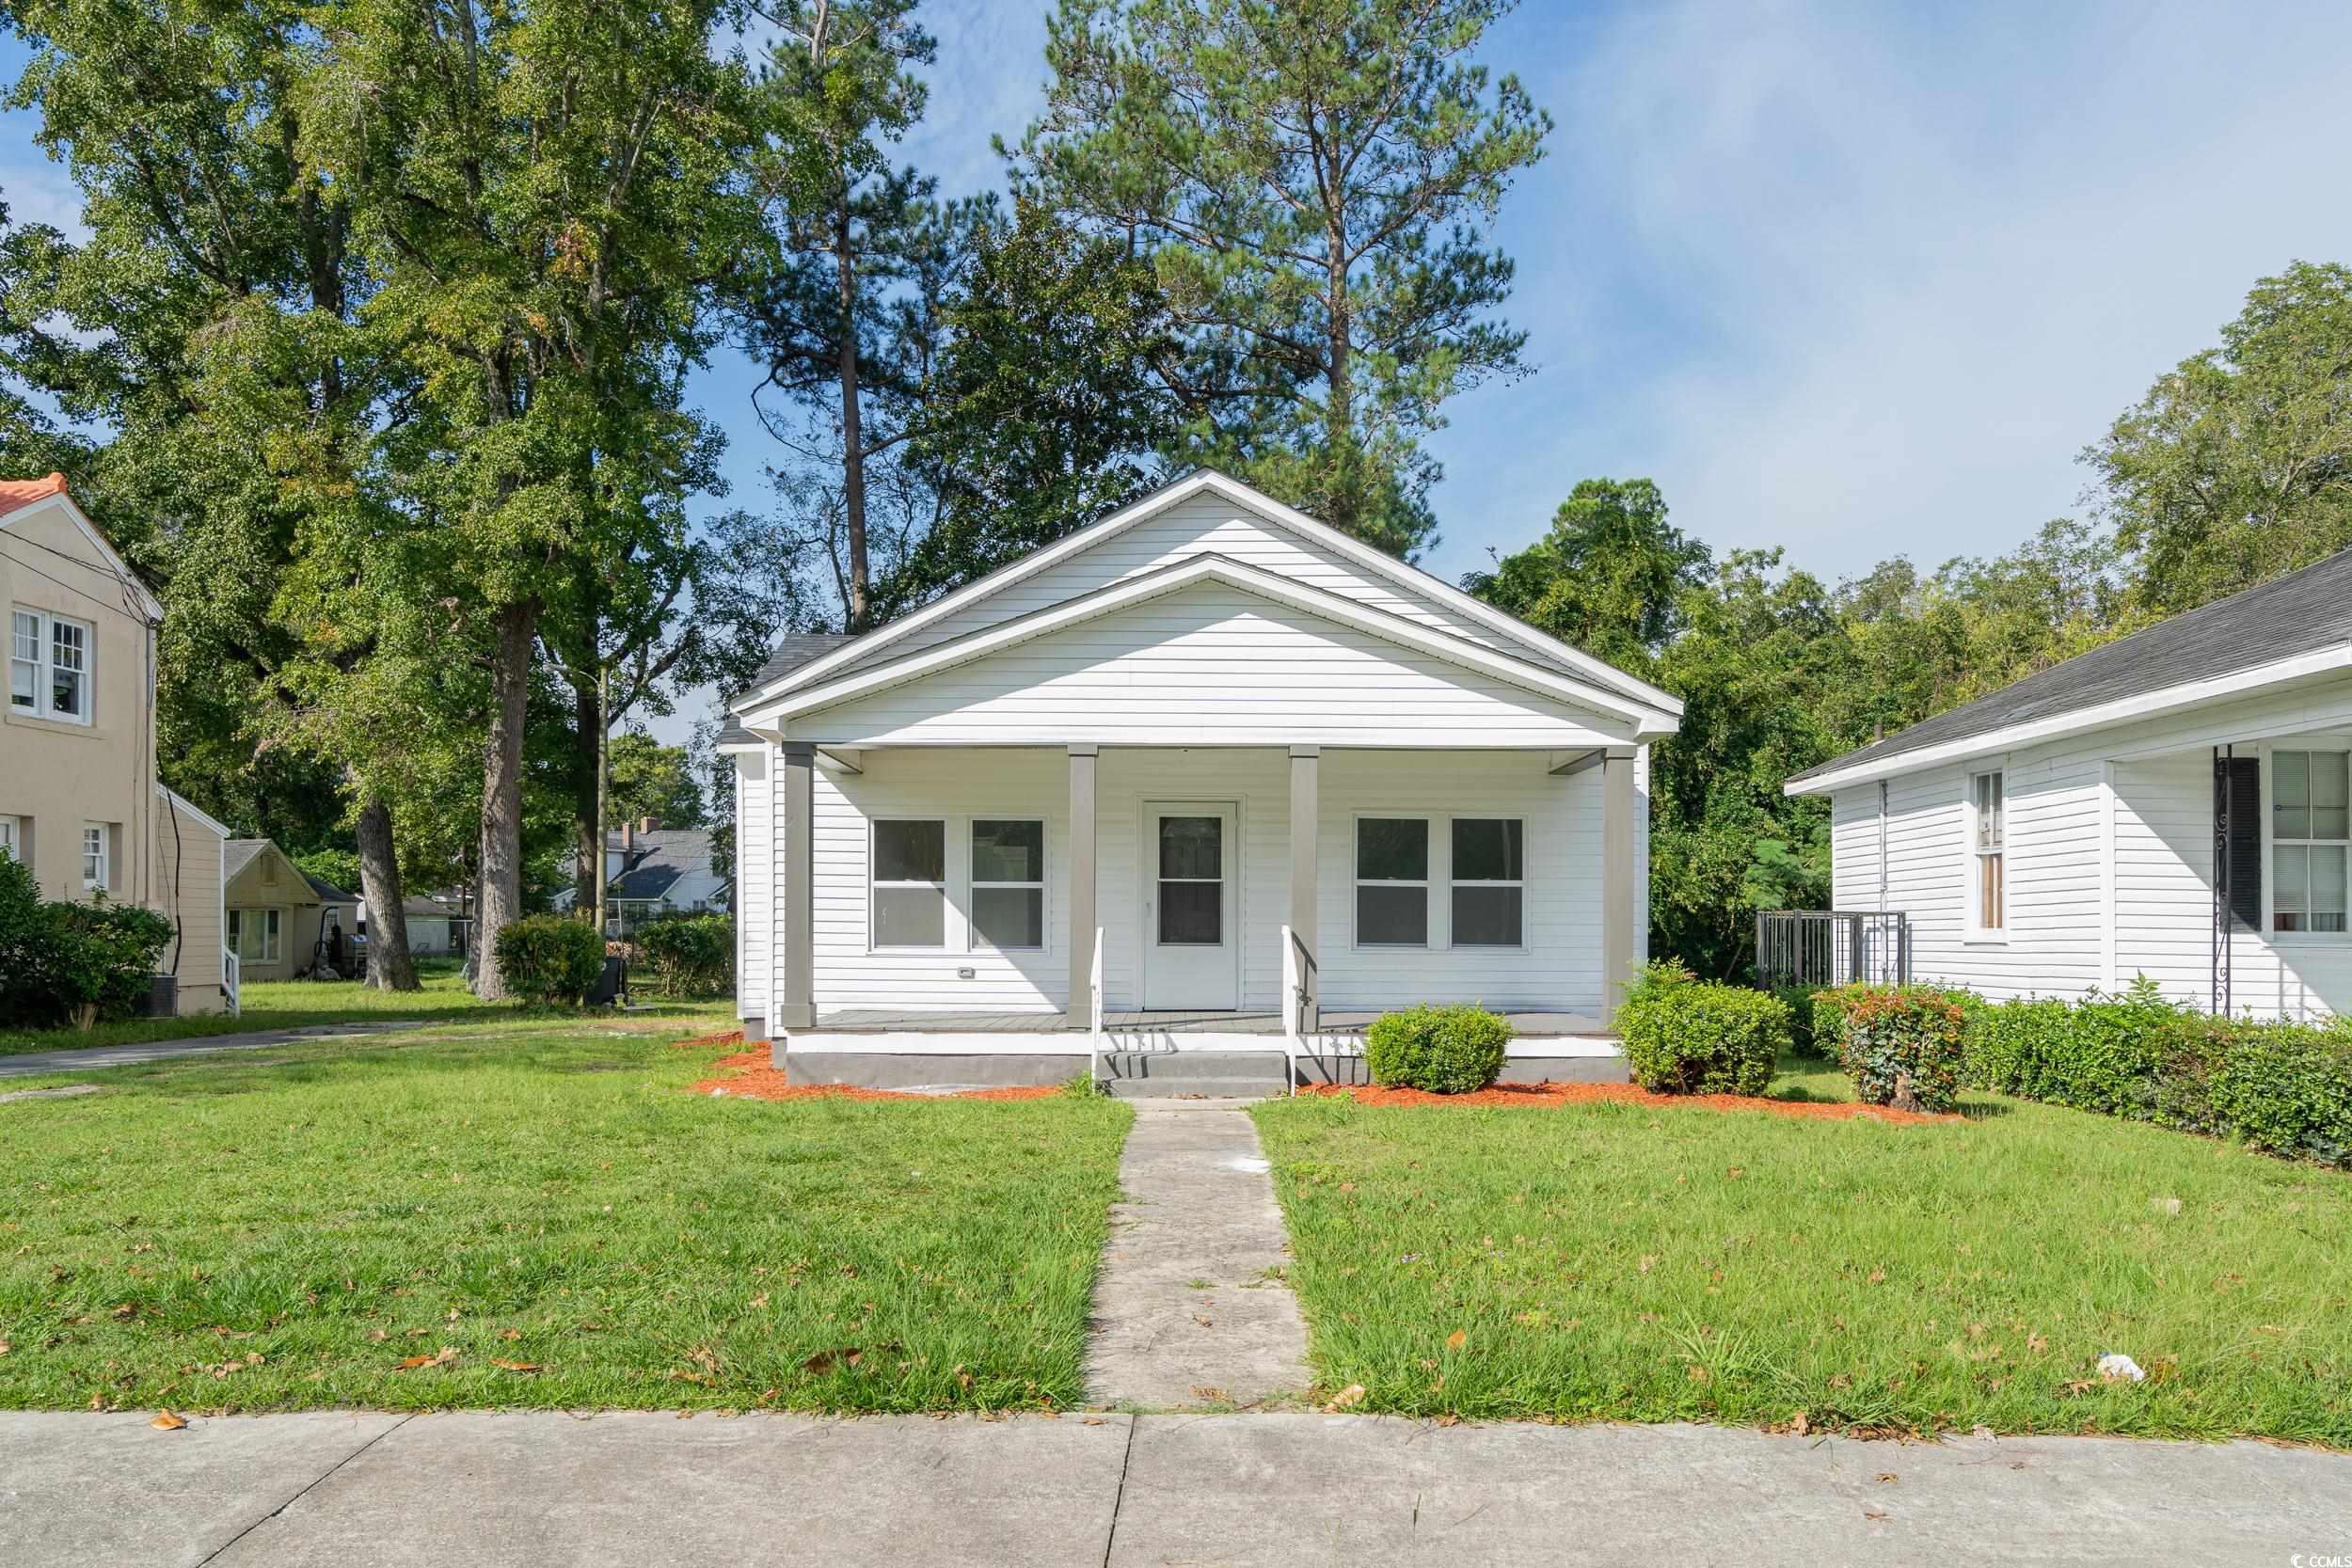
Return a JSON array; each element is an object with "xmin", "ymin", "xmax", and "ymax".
[
  {"xmin": 0, "ymin": 1022, "xmax": 1133, "ymax": 1413},
  {"xmin": 1252, "ymin": 1065, "xmax": 2352, "ymax": 1443},
  {"xmin": 0, "ymin": 961, "xmax": 500, "ymax": 1056}
]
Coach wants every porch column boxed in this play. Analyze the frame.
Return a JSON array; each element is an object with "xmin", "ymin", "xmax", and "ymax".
[
  {"xmin": 778, "ymin": 741, "xmax": 815, "ymax": 1031},
  {"xmin": 1068, "ymin": 745, "xmax": 1098, "ymax": 1027},
  {"xmin": 1290, "ymin": 746, "xmax": 1319, "ymax": 1033},
  {"xmin": 1599, "ymin": 747, "xmax": 1638, "ymax": 1026}
]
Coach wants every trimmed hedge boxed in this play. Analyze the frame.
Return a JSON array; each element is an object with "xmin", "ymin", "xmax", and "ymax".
[
  {"xmin": 0, "ymin": 855, "xmax": 174, "ymax": 1029},
  {"xmin": 1364, "ymin": 1005, "xmax": 1513, "ymax": 1094},
  {"xmin": 636, "ymin": 914, "xmax": 735, "ymax": 997},
  {"xmin": 1812, "ymin": 985, "xmax": 1969, "ymax": 1113},
  {"xmin": 1617, "ymin": 961, "xmax": 1788, "ymax": 1097},
  {"xmin": 491, "ymin": 914, "xmax": 606, "ymax": 1006},
  {"xmin": 1963, "ymin": 978, "xmax": 2352, "ymax": 1166}
]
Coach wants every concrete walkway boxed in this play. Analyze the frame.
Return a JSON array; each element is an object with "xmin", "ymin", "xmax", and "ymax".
[
  {"xmin": 0, "ymin": 1020, "xmax": 428, "ymax": 1079},
  {"xmin": 1085, "ymin": 1099, "xmax": 1311, "ymax": 1409},
  {"xmin": 3, "ymin": 1411, "xmax": 2344, "ymax": 1567}
]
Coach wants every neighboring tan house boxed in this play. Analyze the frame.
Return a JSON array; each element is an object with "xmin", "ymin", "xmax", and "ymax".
[
  {"xmin": 552, "ymin": 819, "xmax": 728, "ymax": 935},
  {"xmin": 1, "ymin": 473, "xmax": 230, "ymax": 1014},
  {"xmin": 1785, "ymin": 546, "xmax": 2352, "ymax": 1021},
  {"xmin": 223, "ymin": 838, "xmax": 359, "ymax": 980},
  {"xmin": 721, "ymin": 469, "xmax": 1679, "ymax": 1094}
]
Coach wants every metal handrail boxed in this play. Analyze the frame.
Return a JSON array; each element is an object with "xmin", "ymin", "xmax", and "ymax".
[
  {"xmin": 1088, "ymin": 927, "xmax": 1104, "ymax": 1089},
  {"xmin": 1279, "ymin": 924, "xmax": 1305, "ymax": 1097}
]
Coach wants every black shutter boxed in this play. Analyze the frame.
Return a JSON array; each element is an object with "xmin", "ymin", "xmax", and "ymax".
[{"xmin": 2220, "ymin": 755, "xmax": 2262, "ymax": 931}]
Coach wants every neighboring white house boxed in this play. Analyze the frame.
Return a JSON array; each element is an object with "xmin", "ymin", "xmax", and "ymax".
[
  {"xmin": 722, "ymin": 470, "xmax": 1681, "ymax": 1092},
  {"xmin": 1786, "ymin": 546, "xmax": 2352, "ymax": 1021}
]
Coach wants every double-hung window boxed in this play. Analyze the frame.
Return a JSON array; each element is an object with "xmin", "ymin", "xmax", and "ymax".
[
  {"xmin": 0, "ymin": 816, "xmax": 20, "ymax": 863},
  {"xmin": 1355, "ymin": 818, "xmax": 1431, "ymax": 946},
  {"xmin": 8, "ymin": 608, "xmax": 91, "ymax": 723},
  {"xmin": 82, "ymin": 824, "xmax": 109, "ymax": 891},
  {"xmin": 227, "ymin": 909, "xmax": 281, "ymax": 963},
  {"xmin": 971, "ymin": 818, "xmax": 1045, "ymax": 950},
  {"xmin": 1451, "ymin": 819, "xmax": 1525, "ymax": 946},
  {"xmin": 2272, "ymin": 750, "xmax": 2349, "ymax": 934},
  {"xmin": 872, "ymin": 819, "xmax": 947, "ymax": 948},
  {"xmin": 1970, "ymin": 770, "xmax": 2005, "ymax": 933}
]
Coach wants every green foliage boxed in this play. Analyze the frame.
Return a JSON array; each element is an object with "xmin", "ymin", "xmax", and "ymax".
[
  {"xmin": 0, "ymin": 858, "xmax": 175, "ymax": 1029},
  {"xmin": 1964, "ymin": 979, "xmax": 2352, "ymax": 1166},
  {"xmin": 1461, "ymin": 479, "xmax": 1709, "ymax": 676},
  {"xmin": 634, "ymin": 914, "xmax": 735, "ymax": 998},
  {"xmin": 490, "ymin": 916, "xmax": 607, "ymax": 1008},
  {"xmin": 291, "ymin": 848, "xmax": 364, "ymax": 898},
  {"xmin": 1813, "ymin": 986, "xmax": 1970, "ymax": 1114},
  {"xmin": 1614, "ymin": 961, "xmax": 1788, "ymax": 1097},
  {"xmin": 1022, "ymin": 0, "xmax": 1550, "ymax": 555},
  {"xmin": 1363, "ymin": 1005, "xmax": 1512, "ymax": 1094},
  {"xmin": 605, "ymin": 734, "xmax": 706, "ymax": 832}
]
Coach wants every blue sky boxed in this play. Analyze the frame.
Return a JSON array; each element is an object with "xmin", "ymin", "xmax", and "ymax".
[{"xmin": 9, "ymin": 0, "xmax": 2352, "ymax": 742}]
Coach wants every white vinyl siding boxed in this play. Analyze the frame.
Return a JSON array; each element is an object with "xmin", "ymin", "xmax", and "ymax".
[
  {"xmin": 734, "ymin": 748, "xmax": 771, "ymax": 1021},
  {"xmin": 794, "ymin": 581, "xmax": 1629, "ymax": 749}
]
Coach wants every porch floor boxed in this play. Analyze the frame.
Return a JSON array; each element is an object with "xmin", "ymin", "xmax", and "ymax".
[{"xmin": 807, "ymin": 1007, "xmax": 1612, "ymax": 1038}]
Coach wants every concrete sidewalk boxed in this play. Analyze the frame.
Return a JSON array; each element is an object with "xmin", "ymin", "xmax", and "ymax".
[
  {"xmin": 0, "ymin": 1020, "xmax": 428, "ymax": 1079},
  {"xmin": 4, "ymin": 1411, "xmax": 2345, "ymax": 1567}
]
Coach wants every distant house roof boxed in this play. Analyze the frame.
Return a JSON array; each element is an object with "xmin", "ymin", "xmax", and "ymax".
[
  {"xmin": 1788, "ymin": 547, "xmax": 2352, "ymax": 791},
  {"xmin": 225, "ymin": 838, "xmax": 334, "ymax": 903},
  {"xmin": 303, "ymin": 870, "xmax": 358, "ymax": 904},
  {"xmin": 0, "ymin": 471, "xmax": 69, "ymax": 518},
  {"xmin": 607, "ymin": 827, "xmax": 714, "ymax": 900},
  {"xmin": 223, "ymin": 839, "xmax": 267, "ymax": 884}
]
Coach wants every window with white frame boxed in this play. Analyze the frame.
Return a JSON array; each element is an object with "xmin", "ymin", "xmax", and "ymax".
[
  {"xmin": 872, "ymin": 818, "xmax": 947, "ymax": 948},
  {"xmin": 227, "ymin": 908, "xmax": 281, "ymax": 962},
  {"xmin": 2272, "ymin": 750, "xmax": 2349, "ymax": 934},
  {"xmin": 0, "ymin": 815, "xmax": 20, "ymax": 863},
  {"xmin": 1970, "ymin": 770, "xmax": 2004, "ymax": 932},
  {"xmin": 971, "ymin": 818, "xmax": 1044, "ymax": 950},
  {"xmin": 82, "ymin": 823, "xmax": 109, "ymax": 891},
  {"xmin": 1356, "ymin": 817, "xmax": 1430, "ymax": 946},
  {"xmin": 1451, "ymin": 818, "xmax": 1525, "ymax": 946},
  {"xmin": 8, "ymin": 608, "xmax": 92, "ymax": 723}
]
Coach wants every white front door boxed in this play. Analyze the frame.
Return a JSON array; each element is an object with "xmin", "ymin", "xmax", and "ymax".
[{"xmin": 1141, "ymin": 802, "xmax": 1239, "ymax": 1010}]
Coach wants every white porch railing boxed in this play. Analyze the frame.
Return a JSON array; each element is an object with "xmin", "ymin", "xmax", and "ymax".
[
  {"xmin": 1087, "ymin": 927, "xmax": 1104, "ymax": 1090},
  {"xmin": 1279, "ymin": 924, "xmax": 1302, "ymax": 1097},
  {"xmin": 223, "ymin": 946, "xmax": 241, "ymax": 1017}
]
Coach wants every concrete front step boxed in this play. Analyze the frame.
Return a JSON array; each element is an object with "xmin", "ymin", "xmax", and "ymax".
[
  {"xmin": 1101, "ymin": 1076, "xmax": 1286, "ymax": 1101},
  {"xmin": 1096, "ymin": 1049, "xmax": 1289, "ymax": 1084}
]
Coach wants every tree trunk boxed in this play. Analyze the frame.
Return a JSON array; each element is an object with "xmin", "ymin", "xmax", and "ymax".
[
  {"xmin": 835, "ymin": 189, "xmax": 868, "ymax": 629},
  {"xmin": 573, "ymin": 674, "xmax": 601, "ymax": 912},
  {"xmin": 355, "ymin": 794, "xmax": 419, "ymax": 992},
  {"xmin": 473, "ymin": 597, "xmax": 538, "ymax": 1000},
  {"xmin": 1324, "ymin": 217, "xmax": 1357, "ymax": 536}
]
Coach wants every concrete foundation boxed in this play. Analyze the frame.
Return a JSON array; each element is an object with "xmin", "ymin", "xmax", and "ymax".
[
  {"xmin": 780, "ymin": 1048, "xmax": 1629, "ymax": 1091},
  {"xmin": 784, "ymin": 1050, "xmax": 1086, "ymax": 1088}
]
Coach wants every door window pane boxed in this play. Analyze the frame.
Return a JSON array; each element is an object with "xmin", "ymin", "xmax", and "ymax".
[
  {"xmin": 1158, "ymin": 816, "xmax": 1221, "ymax": 879},
  {"xmin": 874, "ymin": 819, "xmax": 945, "ymax": 884},
  {"xmin": 1158, "ymin": 880, "xmax": 1221, "ymax": 944},
  {"xmin": 1357, "ymin": 885, "xmax": 1428, "ymax": 946},
  {"xmin": 1356, "ymin": 818, "xmax": 1427, "ymax": 880}
]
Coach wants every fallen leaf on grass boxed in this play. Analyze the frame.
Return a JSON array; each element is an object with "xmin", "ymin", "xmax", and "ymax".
[
  {"xmin": 801, "ymin": 1347, "xmax": 864, "ymax": 1374},
  {"xmin": 365, "ymin": 1329, "xmax": 389, "ymax": 1343},
  {"xmin": 150, "ymin": 1410, "xmax": 187, "ymax": 1432},
  {"xmin": 1788, "ymin": 1410, "xmax": 1810, "ymax": 1436},
  {"xmin": 1444, "ymin": 1330, "xmax": 1468, "ymax": 1351},
  {"xmin": 396, "ymin": 1346, "xmax": 459, "ymax": 1371},
  {"xmin": 490, "ymin": 1359, "xmax": 542, "ymax": 1373},
  {"xmin": 1324, "ymin": 1384, "xmax": 1367, "ymax": 1413}
]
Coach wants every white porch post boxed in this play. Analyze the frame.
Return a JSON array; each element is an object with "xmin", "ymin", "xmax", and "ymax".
[
  {"xmin": 1289, "ymin": 746, "xmax": 1319, "ymax": 1033},
  {"xmin": 778, "ymin": 741, "xmax": 815, "ymax": 1031},
  {"xmin": 1069, "ymin": 745, "xmax": 1098, "ymax": 1027},
  {"xmin": 1600, "ymin": 746, "xmax": 1639, "ymax": 1025}
]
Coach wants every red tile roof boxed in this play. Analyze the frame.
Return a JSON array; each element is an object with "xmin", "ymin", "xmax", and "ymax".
[{"xmin": 0, "ymin": 472, "xmax": 69, "ymax": 519}]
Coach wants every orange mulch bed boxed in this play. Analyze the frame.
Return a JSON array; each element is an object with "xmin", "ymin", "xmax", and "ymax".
[
  {"xmin": 1298, "ymin": 1080, "xmax": 1962, "ymax": 1126},
  {"xmin": 671, "ymin": 1028, "xmax": 747, "ymax": 1050},
  {"xmin": 686, "ymin": 1048, "xmax": 1062, "ymax": 1102}
]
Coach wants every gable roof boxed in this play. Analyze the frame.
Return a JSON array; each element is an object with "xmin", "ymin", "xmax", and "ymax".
[
  {"xmin": 0, "ymin": 476, "xmax": 165, "ymax": 622},
  {"xmin": 607, "ymin": 828, "xmax": 713, "ymax": 899},
  {"xmin": 1787, "ymin": 547, "xmax": 2352, "ymax": 793},
  {"xmin": 303, "ymin": 870, "xmax": 358, "ymax": 904},
  {"xmin": 224, "ymin": 838, "xmax": 329, "ymax": 903},
  {"xmin": 744, "ymin": 552, "xmax": 1677, "ymax": 736},
  {"xmin": 730, "ymin": 470, "xmax": 1682, "ymax": 722}
]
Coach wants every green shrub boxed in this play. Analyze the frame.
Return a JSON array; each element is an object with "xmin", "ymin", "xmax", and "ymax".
[
  {"xmin": 1816, "ymin": 985, "xmax": 1969, "ymax": 1113},
  {"xmin": 0, "ymin": 857, "xmax": 174, "ymax": 1030},
  {"xmin": 1966, "ymin": 979, "xmax": 2184, "ymax": 1117},
  {"xmin": 2207, "ymin": 1022, "xmax": 2352, "ymax": 1166},
  {"xmin": 1364, "ymin": 1005, "xmax": 1513, "ymax": 1094},
  {"xmin": 1616, "ymin": 961, "xmax": 1788, "ymax": 1097},
  {"xmin": 635, "ymin": 913, "xmax": 735, "ymax": 997},
  {"xmin": 492, "ymin": 914, "xmax": 606, "ymax": 1006}
]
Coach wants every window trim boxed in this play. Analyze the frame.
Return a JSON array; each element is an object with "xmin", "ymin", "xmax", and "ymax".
[
  {"xmin": 0, "ymin": 815, "xmax": 20, "ymax": 865},
  {"xmin": 1449, "ymin": 816, "xmax": 1528, "ymax": 950},
  {"xmin": 868, "ymin": 816, "xmax": 951, "ymax": 953},
  {"xmin": 227, "ymin": 907, "xmax": 282, "ymax": 963},
  {"xmin": 969, "ymin": 816, "xmax": 1047, "ymax": 953},
  {"xmin": 81, "ymin": 823, "xmax": 109, "ymax": 892},
  {"xmin": 1964, "ymin": 769, "xmax": 2006, "ymax": 942},
  {"xmin": 2267, "ymin": 747, "xmax": 2351, "ymax": 939},
  {"xmin": 1353, "ymin": 814, "xmax": 1434, "ymax": 950},
  {"xmin": 9, "ymin": 606, "xmax": 94, "ymax": 726}
]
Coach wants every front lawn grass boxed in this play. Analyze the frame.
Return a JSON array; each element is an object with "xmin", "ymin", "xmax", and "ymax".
[
  {"xmin": 0, "ymin": 960, "xmax": 500, "ymax": 1056},
  {"xmin": 0, "ymin": 1020, "xmax": 1132, "ymax": 1413},
  {"xmin": 1252, "ymin": 1059, "xmax": 2352, "ymax": 1444}
]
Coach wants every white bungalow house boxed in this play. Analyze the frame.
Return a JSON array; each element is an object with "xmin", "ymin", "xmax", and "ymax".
[
  {"xmin": 1785, "ymin": 546, "xmax": 2352, "ymax": 1021},
  {"xmin": 721, "ymin": 471, "xmax": 1681, "ymax": 1093}
]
